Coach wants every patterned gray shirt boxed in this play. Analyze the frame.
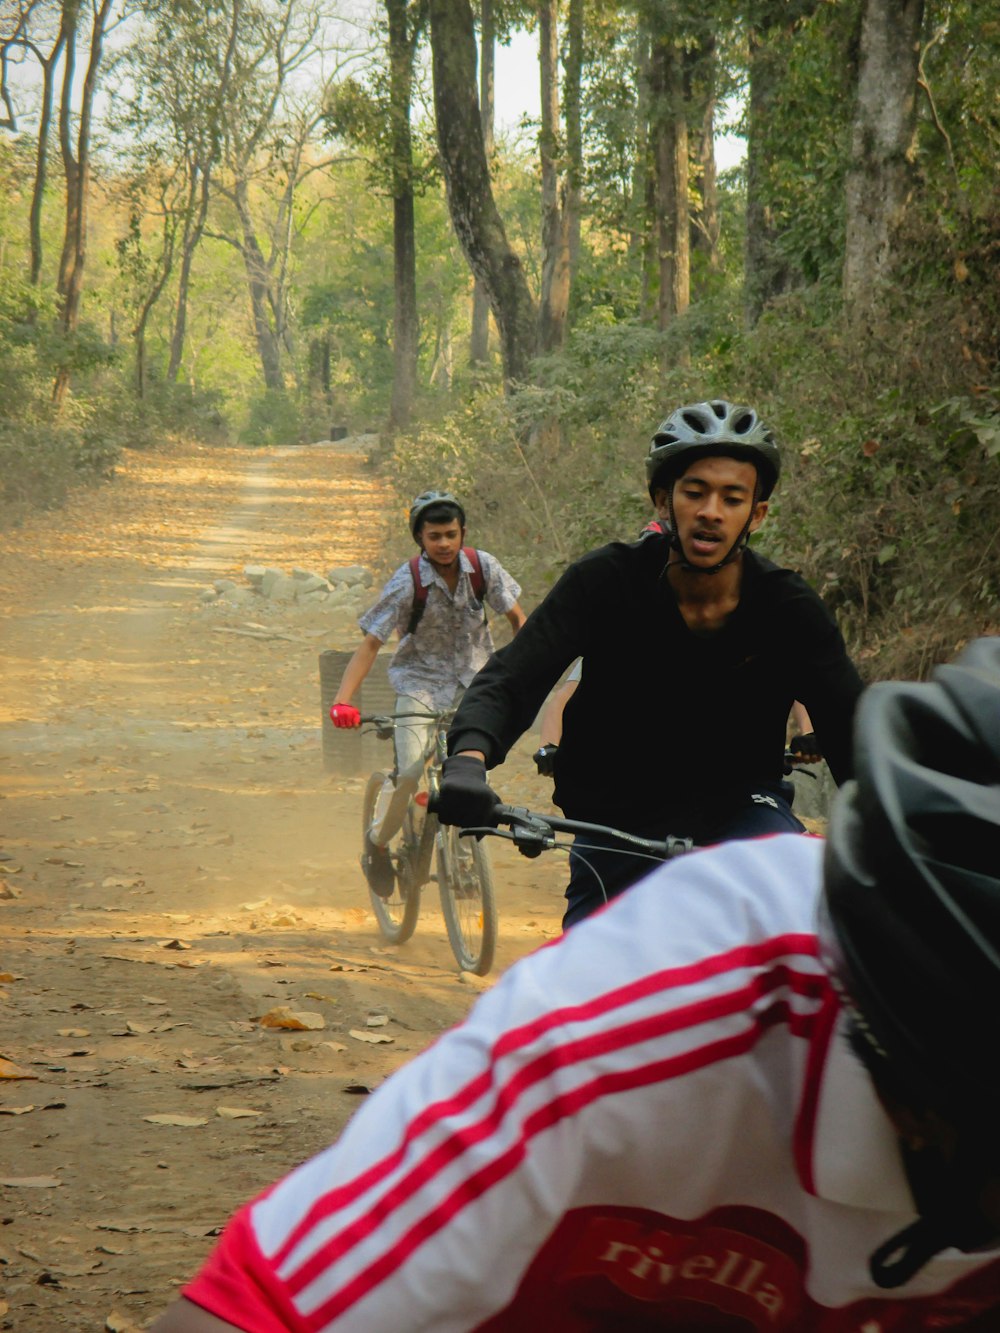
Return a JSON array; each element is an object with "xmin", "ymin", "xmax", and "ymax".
[{"xmin": 358, "ymin": 549, "xmax": 522, "ymax": 709}]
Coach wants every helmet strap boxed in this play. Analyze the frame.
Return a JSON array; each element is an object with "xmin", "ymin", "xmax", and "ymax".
[{"xmin": 869, "ymin": 1140, "xmax": 1000, "ymax": 1288}]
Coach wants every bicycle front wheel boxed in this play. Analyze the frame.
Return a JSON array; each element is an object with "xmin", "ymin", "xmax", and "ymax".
[
  {"xmin": 437, "ymin": 825, "xmax": 497, "ymax": 975},
  {"xmin": 362, "ymin": 770, "xmax": 421, "ymax": 944}
]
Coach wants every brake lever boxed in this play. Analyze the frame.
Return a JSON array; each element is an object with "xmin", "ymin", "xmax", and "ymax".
[{"xmin": 462, "ymin": 807, "xmax": 559, "ymax": 859}]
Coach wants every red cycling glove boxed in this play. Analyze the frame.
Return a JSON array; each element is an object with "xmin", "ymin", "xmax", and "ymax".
[{"xmin": 330, "ymin": 703, "xmax": 361, "ymax": 729}]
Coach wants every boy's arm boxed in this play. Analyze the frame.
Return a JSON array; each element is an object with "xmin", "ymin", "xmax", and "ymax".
[
  {"xmin": 539, "ymin": 677, "xmax": 579, "ymax": 747},
  {"xmin": 333, "ymin": 632, "xmax": 382, "ymax": 707},
  {"xmin": 505, "ymin": 601, "xmax": 527, "ymax": 633}
]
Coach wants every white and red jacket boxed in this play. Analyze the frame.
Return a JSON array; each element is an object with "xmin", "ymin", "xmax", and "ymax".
[{"xmin": 183, "ymin": 835, "xmax": 1000, "ymax": 1330}]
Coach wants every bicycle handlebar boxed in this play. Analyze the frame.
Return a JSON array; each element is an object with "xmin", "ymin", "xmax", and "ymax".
[
  {"xmin": 359, "ymin": 712, "xmax": 444, "ymax": 724},
  {"xmin": 436, "ymin": 800, "xmax": 692, "ymax": 863}
]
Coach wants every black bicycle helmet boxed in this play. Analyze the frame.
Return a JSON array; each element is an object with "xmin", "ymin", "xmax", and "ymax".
[
  {"xmin": 408, "ymin": 490, "xmax": 466, "ymax": 540},
  {"xmin": 645, "ymin": 399, "xmax": 781, "ymax": 500},
  {"xmin": 821, "ymin": 636, "xmax": 1000, "ymax": 1287}
]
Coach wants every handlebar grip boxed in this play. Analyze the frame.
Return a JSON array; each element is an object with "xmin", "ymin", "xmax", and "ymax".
[{"xmin": 426, "ymin": 790, "xmax": 441, "ymax": 815}]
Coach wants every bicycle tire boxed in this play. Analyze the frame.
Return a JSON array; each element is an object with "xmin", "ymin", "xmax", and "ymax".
[
  {"xmin": 362, "ymin": 770, "xmax": 421, "ymax": 945},
  {"xmin": 437, "ymin": 825, "xmax": 497, "ymax": 975}
]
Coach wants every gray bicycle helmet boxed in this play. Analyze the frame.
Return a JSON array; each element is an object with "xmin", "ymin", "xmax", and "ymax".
[
  {"xmin": 408, "ymin": 490, "xmax": 466, "ymax": 540},
  {"xmin": 821, "ymin": 636, "xmax": 1000, "ymax": 1287},
  {"xmin": 645, "ymin": 399, "xmax": 781, "ymax": 500}
]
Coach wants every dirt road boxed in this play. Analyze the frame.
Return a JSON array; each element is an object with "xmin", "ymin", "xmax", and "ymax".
[{"xmin": 0, "ymin": 440, "xmax": 565, "ymax": 1331}]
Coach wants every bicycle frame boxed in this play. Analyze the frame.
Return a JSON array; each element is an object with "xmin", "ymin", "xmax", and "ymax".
[
  {"xmin": 361, "ymin": 710, "xmax": 451, "ymax": 891},
  {"xmin": 360, "ymin": 710, "xmax": 498, "ymax": 974}
]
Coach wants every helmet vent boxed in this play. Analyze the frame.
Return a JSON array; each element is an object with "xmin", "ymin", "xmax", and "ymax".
[
  {"xmin": 733, "ymin": 412, "xmax": 754, "ymax": 435},
  {"xmin": 681, "ymin": 410, "xmax": 709, "ymax": 433}
]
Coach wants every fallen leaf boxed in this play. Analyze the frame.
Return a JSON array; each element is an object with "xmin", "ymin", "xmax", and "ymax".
[
  {"xmin": 304, "ymin": 991, "xmax": 337, "ymax": 1003},
  {"xmin": 319, "ymin": 1041, "xmax": 348, "ymax": 1054},
  {"xmin": 105, "ymin": 1310, "xmax": 142, "ymax": 1332},
  {"xmin": 57, "ymin": 1028, "xmax": 90, "ymax": 1038},
  {"xmin": 0, "ymin": 1058, "xmax": 37, "ymax": 1080},
  {"xmin": 342, "ymin": 1083, "xmax": 373, "ymax": 1095},
  {"xmin": 125, "ymin": 1021, "xmax": 154, "ymax": 1035},
  {"xmin": 258, "ymin": 1007, "xmax": 326, "ymax": 1032},
  {"xmin": 143, "ymin": 1113, "xmax": 208, "ymax": 1127},
  {"xmin": 141, "ymin": 995, "xmax": 168, "ymax": 1005},
  {"xmin": 240, "ymin": 898, "xmax": 272, "ymax": 911},
  {"xmin": 160, "ymin": 939, "xmax": 191, "ymax": 950},
  {"xmin": 215, "ymin": 1106, "xmax": 262, "ymax": 1119},
  {"xmin": 0, "ymin": 1105, "xmax": 35, "ymax": 1115},
  {"xmin": 365, "ymin": 1013, "xmax": 389, "ymax": 1027},
  {"xmin": 0, "ymin": 1175, "xmax": 61, "ymax": 1188},
  {"xmin": 349, "ymin": 1029, "xmax": 394, "ymax": 1045}
]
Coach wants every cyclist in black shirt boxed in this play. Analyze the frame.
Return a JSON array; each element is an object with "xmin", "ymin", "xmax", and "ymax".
[{"xmin": 435, "ymin": 399, "xmax": 864, "ymax": 926}]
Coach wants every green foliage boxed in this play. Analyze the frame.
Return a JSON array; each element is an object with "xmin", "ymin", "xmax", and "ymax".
[
  {"xmin": 240, "ymin": 389, "xmax": 310, "ymax": 446},
  {"xmin": 0, "ymin": 418, "xmax": 118, "ymax": 518}
]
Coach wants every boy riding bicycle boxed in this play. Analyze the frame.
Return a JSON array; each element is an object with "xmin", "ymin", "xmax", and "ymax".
[
  {"xmin": 329, "ymin": 491, "xmax": 525, "ymax": 898},
  {"xmin": 435, "ymin": 399, "xmax": 864, "ymax": 926}
]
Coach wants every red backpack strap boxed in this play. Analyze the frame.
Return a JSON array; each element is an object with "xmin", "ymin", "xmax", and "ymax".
[
  {"xmin": 463, "ymin": 547, "xmax": 487, "ymax": 603},
  {"xmin": 406, "ymin": 553, "xmax": 429, "ymax": 636}
]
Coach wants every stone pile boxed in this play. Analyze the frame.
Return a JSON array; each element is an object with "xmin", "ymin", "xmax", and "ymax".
[{"xmin": 198, "ymin": 563, "xmax": 376, "ymax": 612}]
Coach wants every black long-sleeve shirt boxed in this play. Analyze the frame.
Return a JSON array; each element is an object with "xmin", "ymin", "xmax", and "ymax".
[{"xmin": 448, "ymin": 536, "xmax": 864, "ymax": 828}]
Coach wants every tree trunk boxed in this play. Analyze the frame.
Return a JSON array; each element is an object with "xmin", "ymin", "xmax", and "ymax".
[
  {"xmin": 649, "ymin": 33, "xmax": 689, "ymax": 344},
  {"xmin": 168, "ymin": 165, "xmax": 211, "ymax": 383},
  {"xmin": 29, "ymin": 30, "xmax": 67, "ymax": 290},
  {"xmin": 233, "ymin": 177, "xmax": 284, "ymax": 393},
  {"xmin": 687, "ymin": 39, "xmax": 720, "ymax": 278},
  {"xmin": 744, "ymin": 1, "xmax": 821, "ymax": 323},
  {"xmin": 633, "ymin": 20, "xmax": 655, "ymax": 319},
  {"xmin": 469, "ymin": 0, "xmax": 494, "ymax": 365},
  {"xmin": 538, "ymin": 0, "xmax": 570, "ymax": 353},
  {"xmin": 168, "ymin": 1, "xmax": 242, "ymax": 383},
  {"xmin": 843, "ymin": 0, "xmax": 925, "ymax": 320},
  {"xmin": 387, "ymin": 0, "xmax": 419, "ymax": 430},
  {"xmin": 53, "ymin": 0, "xmax": 112, "ymax": 408},
  {"xmin": 744, "ymin": 24, "xmax": 793, "ymax": 324},
  {"xmin": 429, "ymin": 0, "xmax": 537, "ymax": 387},
  {"xmin": 563, "ymin": 0, "xmax": 583, "ymax": 284},
  {"xmin": 132, "ymin": 210, "xmax": 177, "ymax": 400}
]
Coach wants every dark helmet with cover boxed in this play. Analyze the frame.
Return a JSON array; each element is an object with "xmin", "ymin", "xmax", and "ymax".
[
  {"xmin": 646, "ymin": 400, "xmax": 781, "ymax": 500},
  {"xmin": 821, "ymin": 636, "xmax": 1000, "ymax": 1287}
]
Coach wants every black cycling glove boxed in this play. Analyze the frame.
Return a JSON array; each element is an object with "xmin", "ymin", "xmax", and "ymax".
[
  {"xmin": 533, "ymin": 744, "xmax": 559, "ymax": 777},
  {"xmin": 434, "ymin": 755, "xmax": 501, "ymax": 829},
  {"xmin": 789, "ymin": 731, "xmax": 822, "ymax": 761}
]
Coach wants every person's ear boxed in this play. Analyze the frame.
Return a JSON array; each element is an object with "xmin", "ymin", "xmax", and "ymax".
[
  {"xmin": 653, "ymin": 487, "xmax": 671, "ymax": 518},
  {"xmin": 748, "ymin": 499, "xmax": 768, "ymax": 533}
]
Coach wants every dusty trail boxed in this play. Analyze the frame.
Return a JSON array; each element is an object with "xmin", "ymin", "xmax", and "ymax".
[{"xmin": 0, "ymin": 439, "xmax": 564, "ymax": 1332}]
